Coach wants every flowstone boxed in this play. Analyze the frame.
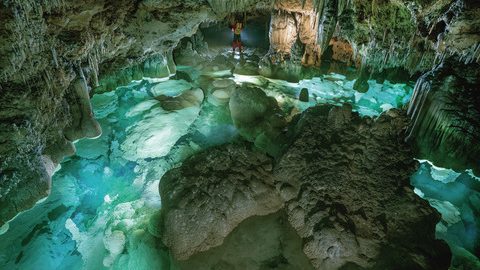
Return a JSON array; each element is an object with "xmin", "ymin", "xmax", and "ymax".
[{"xmin": 232, "ymin": 72, "xmax": 413, "ymax": 119}]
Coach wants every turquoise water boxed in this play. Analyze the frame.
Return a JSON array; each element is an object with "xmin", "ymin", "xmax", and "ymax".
[
  {"xmin": 0, "ymin": 68, "xmax": 418, "ymax": 269},
  {"xmin": 411, "ymin": 161, "xmax": 480, "ymax": 269},
  {"xmin": 232, "ymin": 73, "xmax": 413, "ymax": 117}
]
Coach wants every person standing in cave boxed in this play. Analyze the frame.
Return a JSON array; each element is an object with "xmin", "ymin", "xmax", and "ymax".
[{"xmin": 231, "ymin": 15, "xmax": 245, "ymax": 53}]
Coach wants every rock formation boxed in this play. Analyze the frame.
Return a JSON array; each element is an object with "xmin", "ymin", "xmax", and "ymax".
[
  {"xmin": 175, "ymin": 211, "xmax": 315, "ymax": 270},
  {"xmin": 159, "ymin": 143, "xmax": 283, "ymax": 260},
  {"xmin": 158, "ymin": 105, "xmax": 452, "ymax": 269},
  {"xmin": 229, "ymin": 84, "xmax": 287, "ymax": 156},
  {"xmin": 407, "ymin": 59, "xmax": 480, "ymax": 175}
]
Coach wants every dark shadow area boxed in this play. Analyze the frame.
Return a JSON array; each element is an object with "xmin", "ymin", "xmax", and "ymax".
[{"xmin": 201, "ymin": 13, "xmax": 270, "ymax": 49}]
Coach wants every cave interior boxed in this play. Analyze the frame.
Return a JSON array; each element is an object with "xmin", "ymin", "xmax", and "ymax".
[{"xmin": 0, "ymin": 0, "xmax": 479, "ymax": 270}]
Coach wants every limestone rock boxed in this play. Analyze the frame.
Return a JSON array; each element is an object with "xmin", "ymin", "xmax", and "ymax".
[
  {"xmin": 212, "ymin": 79, "xmax": 235, "ymax": 89},
  {"xmin": 210, "ymin": 89, "xmax": 231, "ymax": 106},
  {"xmin": 158, "ymin": 105, "xmax": 451, "ymax": 270},
  {"xmin": 91, "ymin": 91, "xmax": 118, "ymax": 119},
  {"xmin": 121, "ymin": 106, "xmax": 200, "ymax": 161},
  {"xmin": 150, "ymin": 80, "xmax": 193, "ymax": 98},
  {"xmin": 353, "ymin": 77, "xmax": 369, "ymax": 93},
  {"xmin": 149, "ymin": 80, "xmax": 204, "ymax": 111},
  {"xmin": 159, "ymin": 143, "xmax": 283, "ymax": 260},
  {"xmin": 176, "ymin": 211, "xmax": 315, "ymax": 270},
  {"xmin": 64, "ymin": 78, "xmax": 102, "ymax": 142},
  {"xmin": 299, "ymin": 88, "xmax": 309, "ymax": 102},
  {"xmin": 275, "ymin": 106, "xmax": 451, "ymax": 269},
  {"xmin": 229, "ymin": 84, "xmax": 287, "ymax": 156},
  {"xmin": 407, "ymin": 60, "xmax": 480, "ymax": 174},
  {"xmin": 156, "ymin": 88, "xmax": 204, "ymax": 111},
  {"xmin": 234, "ymin": 60, "xmax": 260, "ymax": 76}
]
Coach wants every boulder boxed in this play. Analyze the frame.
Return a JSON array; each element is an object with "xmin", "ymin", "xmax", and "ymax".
[
  {"xmin": 275, "ymin": 106, "xmax": 451, "ymax": 269},
  {"xmin": 158, "ymin": 105, "xmax": 452, "ymax": 270},
  {"xmin": 299, "ymin": 88, "xmax": 309, "ymax": 102},
  {"xmin": 158, "ymin": 143, "xmax": 282, "ymax": 260},
  {"xmin": 229, "ymin": 85, "xmax": 287, "ymax": 156},
  {"xmin": 353, "ymin": 77, "xmax": 369, "ymax": 93}
]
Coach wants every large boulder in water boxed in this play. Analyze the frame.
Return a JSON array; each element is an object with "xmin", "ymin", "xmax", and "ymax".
[
  {"xmin": 229, "ymin": 85, "xmax": 287, "ymax": 156},
  {"xmin": 158, "ymin": 143, "xmax": 282, "ymax": 260},
  {"xmin": 157, "ymin": 105, "xmax": 451, "ymax": 270},
  {"xmin": 299, "ymin": 88, "xmax": 309, "ymax": 102}
]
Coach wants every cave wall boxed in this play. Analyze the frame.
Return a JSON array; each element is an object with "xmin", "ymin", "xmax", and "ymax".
[
  {"xmin": 263, "ymin": 0, "xmax": 479, "ymax": 172},
  {"xmin": 407, "ymin": 59, "xmax": 480, "ymax": 174},
  {"xmin": 266, "ymin": 0, "xmax": 479, "ymax": 73}
]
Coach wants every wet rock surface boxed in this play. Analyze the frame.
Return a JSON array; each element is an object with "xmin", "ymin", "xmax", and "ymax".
[
  {"xmin": 159, "ymin": 105, "xmax": 452, "ymax": 269},
  {"xmin": 175, "ymin": 210, "xmax": 315, "ymax": 270},
  {"xmin": 275, "ymin": 105, "xmax": 451, "ymax": 269}
]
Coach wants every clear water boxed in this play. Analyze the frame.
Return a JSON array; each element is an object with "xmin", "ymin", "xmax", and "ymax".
[
  {"xmin": 0, "ymin": 64, "xmax": 422, "ymax": 269},
  {"xmin": 411, "ymin": 161, "xmax": 480, "ymax": 269},
  {"xmin": 232, "ymin": 72, "xmax": 413, "ymax": 117}
]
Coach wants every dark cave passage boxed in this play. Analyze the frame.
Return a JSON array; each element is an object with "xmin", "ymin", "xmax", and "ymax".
[{"xmin": 201, "ymin": 13, "xmax": 271, "ymax": 50}]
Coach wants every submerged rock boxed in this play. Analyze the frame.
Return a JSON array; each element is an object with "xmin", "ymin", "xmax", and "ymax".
[
  {"xmin": 149, "ymin": 80, "xmax": 193, "ymax": 98},
  {"xmin": 149, "ymin": 79, "xmax": 204, "ymax": 111},
  {"xmin": 91, "ymin": 91, "xmax": 118, "ymax": 119},
  {"xmin": 212, "ymin": 79, "xmax": 235, "ymax": 89},
  {"xmin": 210, "ymin": 89, "xmax": 231, "ymax": 105},
  {"xmin": 208, "ymin": 79, "xmax": 235, "ymax": 105},
  {"xmin": 156, "ymin": 88, "xmax": 204, "ymax": 111},
  {"xmin": 234, "ymin": 60, "xmax": 260, "ymax": 76},
  {"xmin": 121, "ymin": 106, "xmax": 200, "ymax": 161}
]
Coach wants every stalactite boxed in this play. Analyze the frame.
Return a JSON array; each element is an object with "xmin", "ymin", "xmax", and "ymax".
[
  {"xmin": 207, "ymin": 0, "xmax": 272, "ymax": 15},
  {"xmin": 88, "ymin": 50, "xmax": 100, "ymax": 88},
  {"xmin": 51, "ymin": 47, "xmax": 58, "ymax": 68},
  {"xmin": 316, "ymin": 0, "xmax": 338, "ymax": 54},
  {"xmin": 406, "ymin": 72, "xmax": 432, "ymax": 141},
  {"xmin": 406, "ymin": 59, "xmax": 480, "ymax": 173}
]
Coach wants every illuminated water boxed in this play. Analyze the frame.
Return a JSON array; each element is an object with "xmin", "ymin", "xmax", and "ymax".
[
  {"xmin": 5, "ymin": 61, "xmax": 468, "ymax": 269},
  {"xmin": 411, "ymin": 161, "xmax": 480, "ymax": 269}
]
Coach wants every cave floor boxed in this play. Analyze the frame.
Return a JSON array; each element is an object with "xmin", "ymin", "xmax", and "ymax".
[{"xmin": 0, "ymin": 48, "xmax": 478, "ymax": 269}]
